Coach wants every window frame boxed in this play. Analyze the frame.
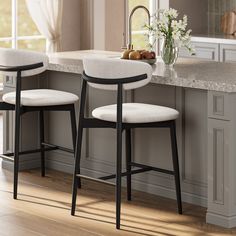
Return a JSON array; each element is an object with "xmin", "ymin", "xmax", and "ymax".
[{"xmin": 0, "ymin": 0, "xmax": 45, "ymax": 50}]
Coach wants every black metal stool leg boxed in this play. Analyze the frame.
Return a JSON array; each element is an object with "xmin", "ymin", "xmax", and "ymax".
[
  {"xmin": 116, "ymin": 123, "xmax": 122, "ymax": 229},
  {"xmin": 14, "ymin": 111, "xmax": 20, "ymax": 200},
  {"xmin": 71, "ymin": 121, "xmax": 83, "ymax": 215},
  {"xmin": 116, "ymin": 84, "xmax": 123, "ymax": 229},
  {"xmin": 71, "ymin": 79, "xmax": 87, "ymax": 216},
  {"xmin": 126, "ymin": 129, "xmax": 132, "ymax": 201},
  {"xmin": 40, "ymin": 111, "xmax": 45, "ymax": 177},
  {"xmin": 170, "ymin": 121, "xmax": 182, "ymax": 214},
  {"xmin": 70, "ymin": 106, "xmax": 81, "ymax": 189},
  {"xmin": 13, "ymin": 72, "xmax": 21, "ymax": 200}
]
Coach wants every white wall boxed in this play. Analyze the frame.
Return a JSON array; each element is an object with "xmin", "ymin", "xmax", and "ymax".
[
  {"xmin": 61, "ymin": 0, "xmax": 81, "ymax": 51},
  {"xmin": 80, "ymin": 0, "xmax": 125, "ymax": 51},
  {"xmin": 105, "ymin": 0, "xmax": 126, "ymax": 51},
  {"xmin": 93, "ymin": 0, "xmax": 106, "ymax": 50}
]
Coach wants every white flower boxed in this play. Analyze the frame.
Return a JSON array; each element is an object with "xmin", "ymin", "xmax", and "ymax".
[
  {"xmin": 172, "ymin": 30, "xmax": 181, "ymax": 40},
  {"xmin": 183, "ymin": 15, "xmax": 188, "ymax": 28},
  {"xmin": 156, "ymin": 31, "xmax": 164, "ymax": 38},
  {"xmin": 145, "ymin": 8, "xmax": 193, "ymax": 54},
  {"xmin": 163, "ymin": 8, "xmax": 178, "ymax": 19},
  {"xmin": 171, "ymin": 20, "xmax": 178, "ymax": 29}
]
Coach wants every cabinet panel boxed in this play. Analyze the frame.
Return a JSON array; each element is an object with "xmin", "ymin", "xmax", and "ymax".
[
  {"xmin": 179, "ymin": 42, "xmax": 219, "ymax": 61},
  {"xmin": 87, "ymin": 86, "xmax": 119, "ymax": 166},
  {"xmin": 207, "ymin": 118, "xmax": 229, "ymax": 213},
  {"xmin": 183, "ymin": 89, "xmax": 208, "ymax": 186},
  {"xmin": 133, "ymin": 84, "xmax": 176, "ymax": 170},
  {"xmin": 220, "ymin": 44, "xmax": 236, "ymax": 62},
  {"xmin": 208, "ymin": 91, "xmax": 230, "ymax": 121}
]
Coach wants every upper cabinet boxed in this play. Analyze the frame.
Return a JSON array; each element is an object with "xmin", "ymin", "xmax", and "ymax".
[
  {"xmin": 220, "ymin": 44, "xmax": 236, "ymax": 62},
  {"xmin": 179, "ymin": 42, "xmax": 219, "ymax": 61}
]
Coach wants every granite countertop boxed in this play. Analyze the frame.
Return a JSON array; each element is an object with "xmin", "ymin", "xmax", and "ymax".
[
  {"xmin": 48, "ymin": 50, "xmax": 236, "ymax": 93},
  {"xmin": 48, "ymin": 50, "xmax": 120, "ymax": 74}
]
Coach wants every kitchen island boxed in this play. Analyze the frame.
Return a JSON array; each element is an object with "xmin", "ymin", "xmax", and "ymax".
[{"xmin": 3, "ymin": 50, "xmax": 236, "ymax": 228}]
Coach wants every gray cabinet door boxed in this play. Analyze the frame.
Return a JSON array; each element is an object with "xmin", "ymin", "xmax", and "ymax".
[
  {"xmin": 220, "ymin": 44, "xmax": 236, "ymax": 62},
  {"xmin": 179, "ymin": 42, "xmax": 219, "ymax": 61}
]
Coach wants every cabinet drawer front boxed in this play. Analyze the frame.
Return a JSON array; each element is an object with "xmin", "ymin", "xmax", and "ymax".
[
  {"xmin": 208, "ymin": 91, "xmax": 230, "ymax": 120},
  {"xmin": 220, "ymin": 44, "xmax": 236, "ymax": 62},
  {"xmin": 179, "ymin": 42, "xmax": 219, "ymax": 61}
]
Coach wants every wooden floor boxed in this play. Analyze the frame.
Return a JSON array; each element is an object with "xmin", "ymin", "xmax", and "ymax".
[
  {"xmin": 0, "ymin": 115, "xmax": 2, "ymax": 154},
  {"xmin": 0, "ymin": 169, "xmax": 235, "ymax": 236}
]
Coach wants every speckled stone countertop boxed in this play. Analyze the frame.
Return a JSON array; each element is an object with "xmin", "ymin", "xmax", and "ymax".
[{"xmin": 48, "ymin": 50, "xmax": 236, "ymax": 93}]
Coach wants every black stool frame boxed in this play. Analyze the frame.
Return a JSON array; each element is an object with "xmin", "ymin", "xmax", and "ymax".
[
  {"xmin": 0, "ymin": 63, "xmax": 78, "ymax": 199},
  {"xmin": 71, "ymin": 72, "xmax": 182, "ymax": 229}
]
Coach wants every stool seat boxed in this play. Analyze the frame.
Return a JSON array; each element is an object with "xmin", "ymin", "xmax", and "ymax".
[
  {"xmin": 3, "ymin": 89, "xmax": 79, "ymax": 107},
  {"xmin": 92, "ymin": 103, "xmax": 179, "ymax": 123}
]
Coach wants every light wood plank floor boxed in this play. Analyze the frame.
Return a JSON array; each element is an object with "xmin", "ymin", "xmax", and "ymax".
[
  {"xmin": 0, "ymin": 115, "xmax": 2, "ymax": 154},
  {"xmin": 0, "ymin": 168, "xmax": 235, "ymax": 236}
]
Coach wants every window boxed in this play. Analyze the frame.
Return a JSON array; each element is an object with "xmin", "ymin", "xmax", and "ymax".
[
  {"xmin": 0, "ymin": 0, "xmax": 46, "ymax": 51},
  {"xmin": 0, "ymin": 0, "xmax": 46, "ymax": 84},
  {"xmin": 128, "ymin": 0, "xmax": 156, "ymax": 50}
]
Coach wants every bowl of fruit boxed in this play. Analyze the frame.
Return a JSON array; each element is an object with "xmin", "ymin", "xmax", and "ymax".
[{"xmin": 121, "ymin": 49, "xmax": 156, "ymax": 65}]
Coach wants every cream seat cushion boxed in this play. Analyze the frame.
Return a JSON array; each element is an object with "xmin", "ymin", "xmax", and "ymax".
[
  {"xmin": 3, "ymin": 89, "xmax": 79, "ymax": 106},
  {"xmin": 92, "ymin": 103, "xmax": 179, "ymax": 123}
]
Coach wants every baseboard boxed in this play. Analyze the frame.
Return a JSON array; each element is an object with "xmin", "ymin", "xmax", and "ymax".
[
  {"xmin": 2, "ymin": 147, "xmax": 207, "ymax": 208},
  {"xmin": 46, "ymin": 158, "xmax": 73, "ymax": 173},
  {"xmin": 2, "ymin": 158, "xmax": 40, "ymax": 171},
  {"xmin": 46, "ymin": 158, "xmax": 207, "ymax": 208},
  {"xmin": 206, "ymin": 212, "xmax": 236, "ymax": 228}
]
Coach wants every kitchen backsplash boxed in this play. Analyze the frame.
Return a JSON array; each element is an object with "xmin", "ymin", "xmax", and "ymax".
[{"xmin": 208, "ymin": 0, "xmax": 236, "ymax": 34}]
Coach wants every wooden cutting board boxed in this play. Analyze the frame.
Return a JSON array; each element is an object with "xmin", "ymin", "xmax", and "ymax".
[{"xmin": 221, "ymin": 11, "xmax": 236, "ymax": 35}]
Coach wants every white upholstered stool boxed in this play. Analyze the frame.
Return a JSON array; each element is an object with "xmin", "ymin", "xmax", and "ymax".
[
  {"xmin": 0, "ymin": 48, "xmax": 79, "ymax": 199},
  {"xmin": 71, "ymin": 58, "xmax": 182, "ymax": 230}
]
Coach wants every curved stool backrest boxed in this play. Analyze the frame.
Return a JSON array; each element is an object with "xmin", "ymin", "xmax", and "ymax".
[
  {"xmin": 0, "ymin": 48, "xmax": 48, "ymax": 77},
  {"xmin": 83, "ymin": 58, "xmax": 153, "ymax": 90}
]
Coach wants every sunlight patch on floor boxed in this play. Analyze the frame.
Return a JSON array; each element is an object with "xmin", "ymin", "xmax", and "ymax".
[{"xmin": 0, "ymin": 114, "xmax": 2, "ymax": 155}]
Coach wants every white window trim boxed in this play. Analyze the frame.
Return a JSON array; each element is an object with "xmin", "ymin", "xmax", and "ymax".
[
  {"xmin": 0, "ymin": 0, "xmax": 45, "ymax": 49},
  {"xmin": 0, "ymin": 0, "xmax": 46, "ymax": 86}
]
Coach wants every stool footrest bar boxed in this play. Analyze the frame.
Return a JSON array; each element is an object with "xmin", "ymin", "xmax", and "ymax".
[
  {"xmin": 0, "ymin": 154, "xmax": 14, "ymax": 162},
  {"xmin": 131, "ymin": 162, "xmax": 174, "ymax": 175},
  {"xmin": 76, "ymin": 174, "xmax": 115, "ymax": 186},
  {"xmin": 100, "ymin": 167, "xmax": 153, "ymax": 181},
  {"xmin": 42, "ymin": 143, "xmax": 74, "ymax": 154}
]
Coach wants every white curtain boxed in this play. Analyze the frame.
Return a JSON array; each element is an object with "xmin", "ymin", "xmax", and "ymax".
[{"xmin": 26, "ymin": 0, "xmax": 63, "ymax": 53}]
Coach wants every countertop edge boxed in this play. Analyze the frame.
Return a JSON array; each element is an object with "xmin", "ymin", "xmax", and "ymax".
[
  {"xmin": 152, "ymin": 75, "xmax": 236, "ymax": 93},
  {"xmin": 48, "ymin": 62, "xmax": 236, "ymax": 93}
]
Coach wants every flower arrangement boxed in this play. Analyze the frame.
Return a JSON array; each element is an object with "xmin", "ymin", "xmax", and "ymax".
[{"xmin": 145, "ymin": 8, "xmax": 194, "ymax": 65}]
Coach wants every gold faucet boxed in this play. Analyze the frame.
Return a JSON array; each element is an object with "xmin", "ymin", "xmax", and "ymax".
[{"xmin": 126, "ymin": 5, "xmax": 151, "ymax": 50}]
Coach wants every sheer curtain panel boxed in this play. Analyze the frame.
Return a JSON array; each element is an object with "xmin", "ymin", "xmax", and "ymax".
[{"xmin": 26, "ymin": 0, "xmax": 63, "ymax": 52}]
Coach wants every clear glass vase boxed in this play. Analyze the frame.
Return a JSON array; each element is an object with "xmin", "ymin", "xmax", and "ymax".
[{"xmin": 161, "ymin": 38, "xmax": 179, "ymax": 66}]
